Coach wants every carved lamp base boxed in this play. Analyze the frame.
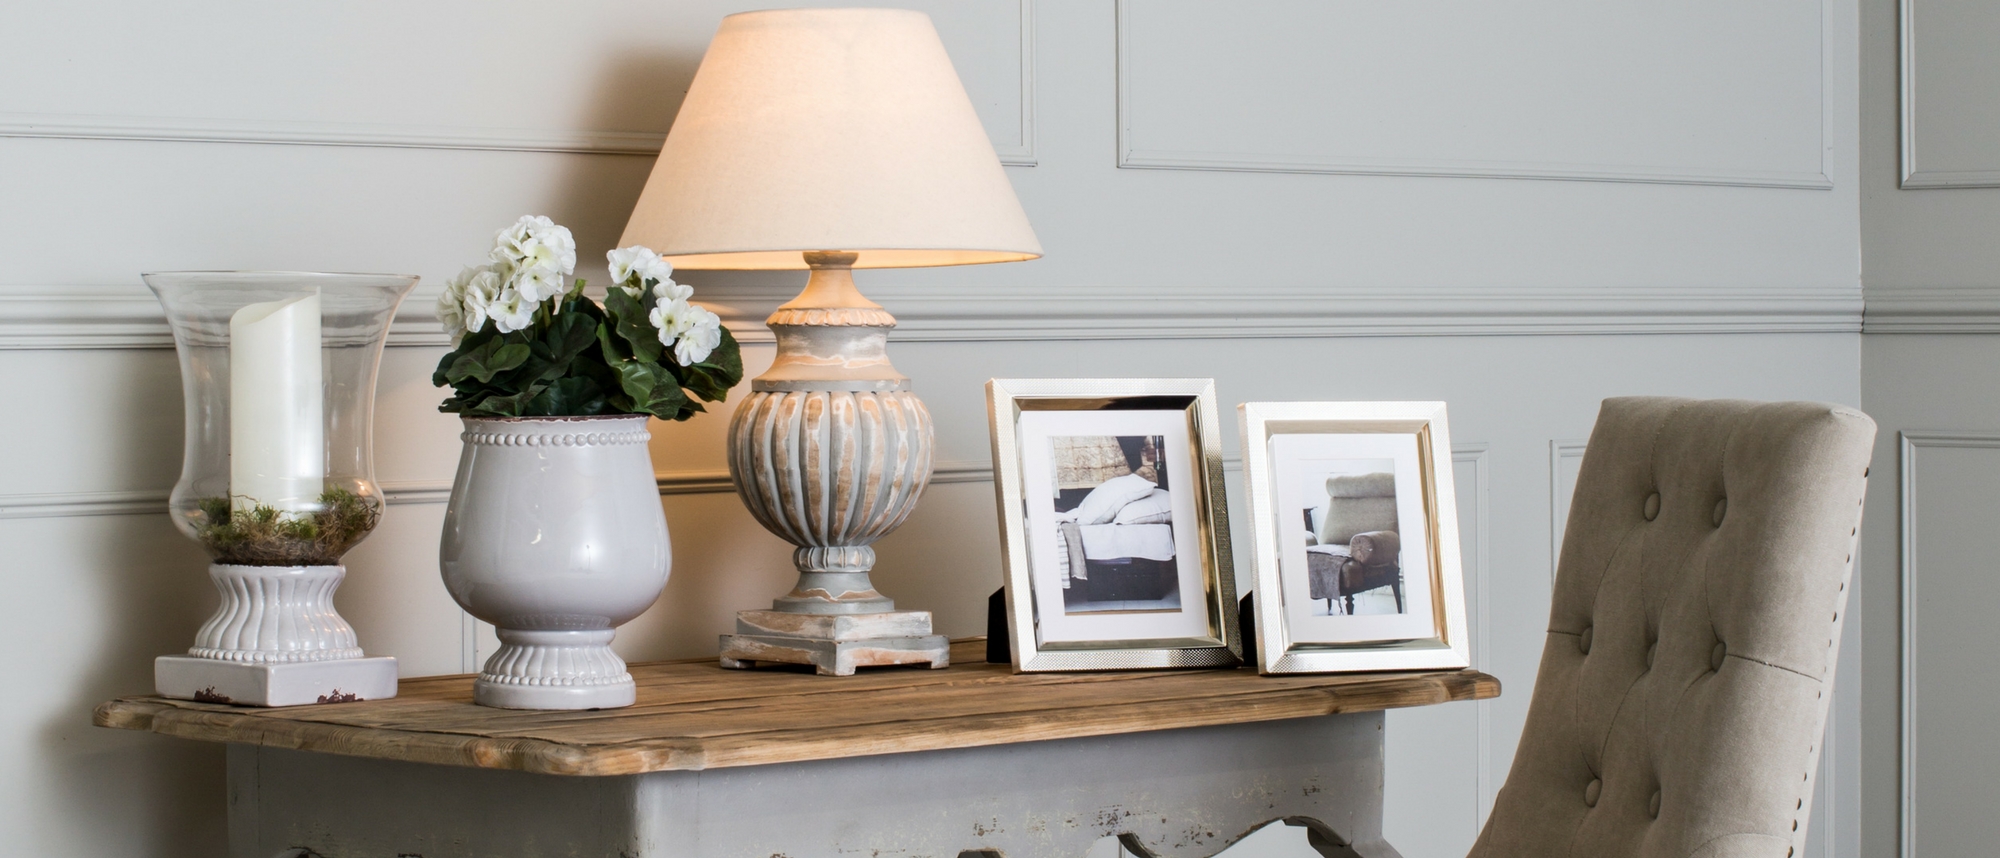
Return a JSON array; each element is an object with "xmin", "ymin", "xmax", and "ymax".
[
  {"xmin": 155, "ymin": 563, "xmax": 398, "ymax": 707},
  {"xmin": 720, "ymin": 252, "xmax": 945, "ymax": 676},
  {"xmin": 719, "ymin": 610, "xmax": 948, "ymax": 677}
]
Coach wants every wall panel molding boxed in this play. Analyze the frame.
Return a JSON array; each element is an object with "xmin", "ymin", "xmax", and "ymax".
[
  {"xmin": 0, "ymin": 0, "xmax": 1036, "ymax": 167},
  {"xmin": 990, "ymin": 0, "xmax": 1036, "ymax": 166},
  {"xmin": 0, "ymin": 464, "xmax": 995, "ymax": 520},
  {"xmin": 1897, "ymin": 430, "xmax": 2000, "ymax": 858},
  {"xmin": 0, "ymin": 285, "xmax": 1866, "ymax": 350},
  {"xmin": 1899, "ymin": 0, "xmax": 2000, "ymax": 188},
  {"xmin": 1451, "ymin": 443, "xmax": 1495, "ymax": 828},
  {"xmin": 1116, "ymin": 0, "xmax": 1833, "ymax": 190},
  {"xmin": 1863, "ymin": 287, "xmax": 2000, "ymax": 333},
  {"xmin": 1548, "ymin": 439, "xmax": 1590, "ymax": 584}
]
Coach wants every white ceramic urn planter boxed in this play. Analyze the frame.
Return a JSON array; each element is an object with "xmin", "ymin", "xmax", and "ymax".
[{"xmin": 440, "ymin": 415, "xmax": 670, "ymax": 710}]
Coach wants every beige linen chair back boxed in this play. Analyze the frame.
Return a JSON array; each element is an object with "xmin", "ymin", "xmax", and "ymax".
[{"xmin": 1469, "ymin": 397, "xmax": 1874, "ymax": 858}]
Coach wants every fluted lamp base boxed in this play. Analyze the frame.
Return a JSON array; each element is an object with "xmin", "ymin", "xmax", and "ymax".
[{"xmin": 718, "ymin": 252, "xmax": 949, "ymax": 676}]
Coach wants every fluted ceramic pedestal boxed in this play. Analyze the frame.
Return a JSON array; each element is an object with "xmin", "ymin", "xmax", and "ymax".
[
  {"xmin": 155, "ymin": 564, "xmax": 398, "ymax": 707},
  {"xmin": 719, "ymin": 252, "xmax": 948, "ymax": 676}
]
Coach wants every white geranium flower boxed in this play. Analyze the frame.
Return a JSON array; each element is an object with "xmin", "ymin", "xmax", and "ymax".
[
  {"xmin": 486, "ymin": 284, "xmax": 538, "ymax": 334},
  {"xmin": 606, "ymin": 246, "xmax": 651, "ymax": 297},
  {"xmin": 647, "ymin": 299, "xmax": 685, "ymax": 345},
  {"xmin": 513, "ymin": 265, "xmax": 568, "ymax": 305},
  {"xmin": 438, "ymin": 278, "xmax": 469, "ymax": 345},
  {"xmin": 491, "ymin": 215, "xmax": 576, "ymax": 302},
  {"xmin": 649, "ymin": 297, "xmax": 722, "ymax": 365},
  {"xmin": 438, "ymin": 264, "xmax": 501, "ymax": 345},
  {"xmin": 673, "ymin": 305, "xmax": 722, "ymax": 366},
  {"xmin": 637, "ymin": 255, "xmax": 674, "ymax": 287},
  {"xmin": 652, "ymin": 280, "xmax": 693, "ymax": 305},
  {"xmin": 608, "ymin": 245, "xmax": 677, "ymax": 298}
]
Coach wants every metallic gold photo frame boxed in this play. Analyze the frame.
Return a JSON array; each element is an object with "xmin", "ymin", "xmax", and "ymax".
[
  {"xmin": 986, "ymin": 378, "xmax": 1240, "ymax": 672},
  {"xmin": 1239, "ymin": 401, "xmax": 1471, "ymax": 674}
]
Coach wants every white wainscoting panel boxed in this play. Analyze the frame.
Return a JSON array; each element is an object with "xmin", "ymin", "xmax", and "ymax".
[
  {"xmin": 1117, "ymin": 0, "xmax": 1830, "ymax": 189},
  {"xmin": 1899, "ymin": 0, "xmax": 2000, "ymax": 188},
  {"xmin": 1548, "ymin": 439, "xmax": 1589, "ymax": 583},
  {"xmin": 0, "ymin": 1, "xmax": 1036, "ymax": 166},
  {"xmin": 1897, "ymin": 432, "xmax": 2000, "ymax": 857},
  {"xmin": 1382, "ymin": 444, "xmax": 1491, "ymax": 857}
]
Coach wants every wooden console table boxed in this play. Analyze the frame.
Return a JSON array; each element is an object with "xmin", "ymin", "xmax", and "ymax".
[{"xmin": 96, "ymin": 640, "xmax": 1497, "ymax": 858}]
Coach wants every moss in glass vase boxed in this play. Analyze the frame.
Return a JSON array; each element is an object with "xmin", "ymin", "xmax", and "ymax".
[{"xmin": 191, "ymin": 488, "xmax": 381, "ymax": 566}]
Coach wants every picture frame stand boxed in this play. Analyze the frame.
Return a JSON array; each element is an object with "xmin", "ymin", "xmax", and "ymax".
[{"xmin": 719, "ymin": 610, "xmax": 949, "ymax": 677}]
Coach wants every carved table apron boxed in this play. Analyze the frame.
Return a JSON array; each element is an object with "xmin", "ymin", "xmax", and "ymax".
[{"xmin": 97, "ymin": 641, "xmax": 1498, "ymax": 858}]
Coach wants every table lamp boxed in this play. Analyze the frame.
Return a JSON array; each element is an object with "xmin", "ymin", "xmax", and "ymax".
[{"xmin": 619, "ymin": 8, "xmax": 1041, "ymax": 675}]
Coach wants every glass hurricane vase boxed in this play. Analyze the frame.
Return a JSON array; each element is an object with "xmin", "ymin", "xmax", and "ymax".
[{"xmin": 144, "ymin": 271, "xmax": 418, "ymax": 707}]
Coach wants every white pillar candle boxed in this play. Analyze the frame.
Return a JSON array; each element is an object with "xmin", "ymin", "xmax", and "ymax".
[{"xmin": 229, "ymin": 293, "xmax": 325, "ymax": 513}]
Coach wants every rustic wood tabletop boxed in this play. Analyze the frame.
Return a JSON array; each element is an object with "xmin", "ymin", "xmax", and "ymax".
[{"xmin": 96, "ymin": 639, "xmax": 1498, "ymax": 777}]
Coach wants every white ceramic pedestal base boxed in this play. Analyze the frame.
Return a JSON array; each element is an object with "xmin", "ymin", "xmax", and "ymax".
[
  {"xmin": 156, "ymin": 654, "xmax": 399, "ymax": 707},
  {"xmin": 473, "ymin": 629, "xmax": 636, "ymax": 710},
  {"xmin": 156, "ymin": 563, "xmax": 398, "ymax": 707}
]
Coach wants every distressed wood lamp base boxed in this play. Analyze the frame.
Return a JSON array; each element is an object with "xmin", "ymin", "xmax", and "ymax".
[{"xmin": 719, "ymin": 610, "xmax": 949, "ymax": 676}]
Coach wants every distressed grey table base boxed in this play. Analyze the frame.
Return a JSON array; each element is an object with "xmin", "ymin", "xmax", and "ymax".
[{"xmin": 227, "ymin": 714, "xmax": 1401, "ymax": 858}]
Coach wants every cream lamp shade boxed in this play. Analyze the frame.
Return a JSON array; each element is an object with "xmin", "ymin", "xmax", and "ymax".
[{"xmin": 618, "ymin": 7, "xmax": 1041, "ymax": 270}]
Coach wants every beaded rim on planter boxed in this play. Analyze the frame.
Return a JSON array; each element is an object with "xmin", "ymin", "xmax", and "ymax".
[{"xmin": 459, "ymin": 430, "xmax": 652, "ymax": 447}]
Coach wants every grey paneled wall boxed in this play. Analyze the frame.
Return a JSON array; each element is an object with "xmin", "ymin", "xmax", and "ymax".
[
  {"xmin": 1897, "ymin": 0, "xmax": 2000, "ymax": 187},
  {"xmin": 1861, "ymin": 0, "xmax": 2000, "ymax": 855},
  {"xmin": 0, "ymin": 2, "xmax": 1868, "ymax": 856},
  {"xmin": 1118, "ymin": 0, "xmax": 1830, "ymax": 188}
]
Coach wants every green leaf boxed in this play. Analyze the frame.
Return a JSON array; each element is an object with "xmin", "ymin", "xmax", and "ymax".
[
  {"xmin": 525, "ymin": 375, "xmax": 609, "ymax": 416},
  {"xmin": 617, "ymin": 361, "xmax": 692, "ymax": 421},
  {"xmin": 548, "ymin": 310, "xmax": 599, "ymax": 356},
  {"xmin": 433, "ymin": 326, "xmax": 499, "ymax": 387},
  {"xmin": 596, "ymin": 318, "xmax": 632, "ymax": 364},
  {"xmin": 603, "ymin": 286, "xmax": 666, "ymax": 364},
  {"xmin": 445, "ymin": 337, "xmax": 531, "ymax": 385},
  {"xmin": 678, "ymin": 328, "xmax": 745, "ymax": 403},
  {"xmin": 464, "ymin": 385, "xmax": 542, "ymax": 417}
]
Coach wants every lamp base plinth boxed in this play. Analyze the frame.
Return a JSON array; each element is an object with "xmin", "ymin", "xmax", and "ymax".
[
  {"xmin": 155, "ymin": 655, "xmax": 398, "ymax": 707},
  {"xmin": 718, "ymin": 610, "xmax": 949, "ymax": 676}
]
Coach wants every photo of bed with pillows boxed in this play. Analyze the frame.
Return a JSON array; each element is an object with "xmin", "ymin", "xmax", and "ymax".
[{"xmin": 1047, "ymin": 434, "xmax": 1182, "ymax": 613}]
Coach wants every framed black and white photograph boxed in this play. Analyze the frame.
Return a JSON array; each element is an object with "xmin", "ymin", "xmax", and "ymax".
[
  {"xmin": 987, "ymin": 379, "xmax": 1238, "ymax": 672},
  {"xmin": 1240, "ymin": 401, "xmax": 1470, "ymax": 674}
]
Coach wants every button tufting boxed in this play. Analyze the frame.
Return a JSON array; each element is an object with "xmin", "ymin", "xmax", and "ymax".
[
  {"xmin": 1646, "ymin": 642, "xmax": 1657, "ymax": 668},
  {"xmin": 1712, "ymin": 498, "xmax": 1727, "ymax": 526},
  {"xmin": 1585, "ymin": 779, "xmax": 1601, "ymax": 807},
  {"xmin": 1650, "ymin": 790, "xmax": 1661, "ymax": 818},
  {"xmin": 1644, "ymin": 492, "xmax": 1661, "ymax": 520},
  {"xmin": 1711, "ymin": 642, "xmax": 1727, "ymax": 671},
  {"xmin": 1579, "ymin": 626, "xmax": 1594, "ymax": 655}
]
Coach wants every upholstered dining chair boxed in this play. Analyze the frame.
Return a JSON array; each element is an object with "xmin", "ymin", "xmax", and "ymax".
[{"xmin": 1467, "ymin": 397, "xmax": 1874, "ymax": 858}]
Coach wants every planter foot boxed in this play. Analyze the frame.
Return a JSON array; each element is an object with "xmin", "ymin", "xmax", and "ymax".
[
  {"xmin": 155, "ymin": 655, "xmax": 398, "ymax": 707},
  {"xmin": 473, "ymin": 677, "xmax": 636, "ymax": 710}
]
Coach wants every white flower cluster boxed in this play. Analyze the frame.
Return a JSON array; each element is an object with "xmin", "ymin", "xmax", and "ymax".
[
  {"xmin": 606, "ymin": 245, "xmax": 675, "ymax": 299},
  {"xmin": 437, "ymin": 215, "xmax": 577, "ymax": 344},
  {"xmin": 606, "ymin": 245, "xmax": 723, "ymax": 366}
]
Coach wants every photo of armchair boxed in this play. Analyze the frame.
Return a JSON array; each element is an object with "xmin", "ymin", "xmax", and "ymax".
[{"xmin": 1303, "ymin": 471, "xmax": 1406, "ymax": 616}]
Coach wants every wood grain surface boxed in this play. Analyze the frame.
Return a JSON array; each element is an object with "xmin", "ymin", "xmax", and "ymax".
[{"xmin": 95, "ymin": 639, "xmax": 1498, "ymax": 777}]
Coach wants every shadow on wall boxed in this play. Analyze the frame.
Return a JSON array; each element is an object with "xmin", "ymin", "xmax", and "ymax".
[
  {"xmin": 42, "ymin": 514, "xmax": 224, "ymax": 856},
  {"xmin": 547, "ymin": 50, "xmax": 697, "ymax": 264}
]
